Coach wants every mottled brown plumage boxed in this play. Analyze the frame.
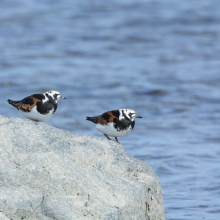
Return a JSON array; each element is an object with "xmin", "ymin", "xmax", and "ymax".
[
  {"xmin": 86, "ymin": 109, "xmax": 142, "ymax": 143},
  {"xmin": 8, "ymin": 90, "xmax": 66, "ymax": 122},
  {"xmin": 87, "ymin": 110, "xmax": 120, "ymax": 125},
  {"xmin": 8, "ymin": 94, "xmax": 44, "ymax": 112}
]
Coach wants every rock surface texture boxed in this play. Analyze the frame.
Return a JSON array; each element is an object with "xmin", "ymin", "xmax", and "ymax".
[{"xmin": 0, "ymin": 115, "xmax": 165, "ymax": 220}]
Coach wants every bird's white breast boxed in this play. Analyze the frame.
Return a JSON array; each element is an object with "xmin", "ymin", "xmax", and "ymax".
[
  {"xmin": 96, "ymin": 122, "xmax": 132, "ymax": 137},
  {"xmin": 20, "ymin": 106, "xmax": 54, "ymax": 122}
]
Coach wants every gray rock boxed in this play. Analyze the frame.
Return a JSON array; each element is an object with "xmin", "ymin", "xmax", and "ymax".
[{"xmin": 0, "ymin": 115, "xmax": 165, "ymax": 220}]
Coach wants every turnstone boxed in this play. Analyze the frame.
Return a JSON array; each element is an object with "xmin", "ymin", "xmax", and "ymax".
[
  {"xmin": 86, "ymin": 109, "xmax": 142, "ymax": 143},
  {"xmin": 8, "ymin": 90, "xmax": 66, "ymax": 122}
]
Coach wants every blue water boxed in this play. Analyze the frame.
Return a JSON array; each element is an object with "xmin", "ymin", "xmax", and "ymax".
[{"xmin": 0, "ymin": 0, "xmax": 220, "ymax": 219}]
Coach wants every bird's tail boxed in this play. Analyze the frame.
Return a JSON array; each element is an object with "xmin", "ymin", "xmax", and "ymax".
[
  {"xmin": 86, "ymin": 116, "xmax": 98, "ymax": 124},
  {"xmin": 7, "ymin": 99, "xmax": 20, "ymax": 110}
]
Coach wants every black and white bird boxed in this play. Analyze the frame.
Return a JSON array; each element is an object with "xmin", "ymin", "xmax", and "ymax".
[
  {"xmin": 86, "ymin": 109, "xmax": 142, "ymax": 143},
  {"xmin": 8, "ymin": 90, "xmax": 66, "ymax": 122}
]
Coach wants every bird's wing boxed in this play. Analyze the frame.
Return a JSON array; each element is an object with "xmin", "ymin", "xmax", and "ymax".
[
  {"xmin": 98, "ymin": 110, "xmax": 120, "ymax": 125},
  {"xmin": 19, "ymin": 94, "xmax": 44, "ymax": 112}
]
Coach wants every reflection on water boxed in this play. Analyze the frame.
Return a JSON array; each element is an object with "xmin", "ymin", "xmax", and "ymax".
[{"xmin": 0, "ymin": 0, "xmax": 220, "ymax": 219}]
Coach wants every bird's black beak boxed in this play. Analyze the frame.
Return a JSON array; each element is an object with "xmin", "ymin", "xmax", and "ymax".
[
  {"xmin": 61, "ymin": 96, "xmax": 67, "ymax": 99},
  {"xmin": 135, "ymin": 115, "xmax": 142, "ymax": 118}
]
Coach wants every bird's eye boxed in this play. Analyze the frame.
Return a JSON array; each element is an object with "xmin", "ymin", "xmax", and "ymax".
[{"xmin": 129, "ymin": 113, "xmax": 135, "ymax": 117}]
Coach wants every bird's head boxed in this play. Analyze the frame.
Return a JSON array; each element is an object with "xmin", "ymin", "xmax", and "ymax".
[
  {"xmin": 119, "ymin": 109, "xmax": 142, "ymax": 121},
  {"xmin": 45, "ymin": 90, "xmax": 66, "ymax": 102}
]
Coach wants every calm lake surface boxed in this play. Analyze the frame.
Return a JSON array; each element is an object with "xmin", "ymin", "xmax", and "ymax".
[{"xmin": 0, "ymin": 0, "xmax": 220, "ymax": 219}]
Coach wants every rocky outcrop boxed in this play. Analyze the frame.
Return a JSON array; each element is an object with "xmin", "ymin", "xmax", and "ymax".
[{"xmin": 0, "ymin": 115, "xmax": 165, "ymax": 220}]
